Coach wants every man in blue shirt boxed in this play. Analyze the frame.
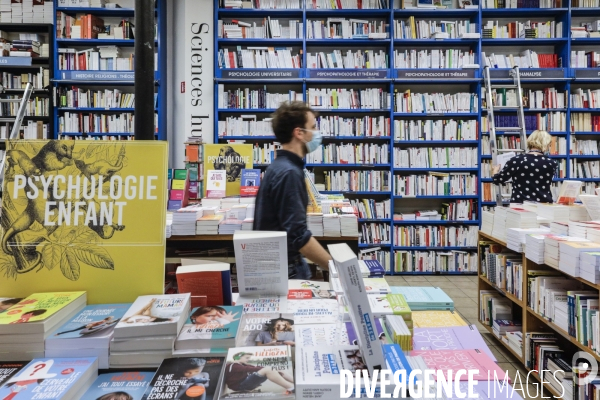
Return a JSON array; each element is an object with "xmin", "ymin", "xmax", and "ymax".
[{"xmin": 253, "ymin": 101, "xmax": 331, "ymax": 279}]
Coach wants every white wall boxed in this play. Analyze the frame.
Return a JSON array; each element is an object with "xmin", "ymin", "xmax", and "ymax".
[{"xmin": 168, "ymin": 0, "xmax": 215, "ymax": 168}]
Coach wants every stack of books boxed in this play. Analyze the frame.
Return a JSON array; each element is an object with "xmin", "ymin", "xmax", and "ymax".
[
  {"xmin": 544, "ymin": 235, "xmax": 589, "ymax": 269},
  {"xmin": 242, "ymin": 218, "xmax": 253, "ymax": 230},
  {"xmin": 566, "ymin": 204, "xmax": 590, "ymax": 221},
  {"xmin": 589, "ymin": 228, "xmax": 600, "ymax": 243},
  {"xmin": 307, "ymin": 213, "xmax": 324, "ymax": 237},
  {"xmin": 323, "ymin": 213, "xmax": 341, "ymax": 237},
  {"xmin": 218, "ymin": 218, "xmax": 243, "ymax": 234},
  {"xmin": 506, "ymin": 207, "xmax": 539, "ymax": 230},
  {"xmin": 45, "ymin": 304, "xmax": 130, "ymax": 369},
  {"xmin": 171, "ymin": 206, "xmax": 202, "ymax": 236},
  {"xmin": 481, "ymin": 209, "xmax": 494, "ymax": 235},
  {"xmin": 359, "ymin": 259, "xmax": 386, "ymax": 278},
  {"xmin": 340, "ymin": 213, "xmax": 359, "ymax": 237},
  {"xmin": 11, "ymin": 1, "xmax": 22, "ymax": 23},
  {"xmin": 502, "ymin": 331, "xmax": 523, "ymax": 355},
  {"xmin": 506, "ymin": 227, "xmax": 550, "ymax": 253},
  {"xmin": 384, "ymin": 315, "xmax": 412, "ymax": 350},
  {"xmin": 390, "ymin": 286, "xmax": 454, "ymax": 311},
  {"xmin": 0, "ymin": 292, "xmax": 87, "ymax": 361},
  {"xmin": 109, "ymin": 294, "xmax": 191, "ymax": 368},
  {"xmin": 196, "ymin": 214, "xmax": 223, "ymax": 235},
  {"xmin": 412, "ymin": 325, "xmax": 495, "ymax": 361},
  {"xmin": 367, "ymin": 294, "xmax": 412, "ymax": 319},
  {"xmin": 550, "ymin": 221, "xmax": 569, "ymax": 235},
  {"xmin": 492, "ymin": 319, "xmax": 522, "ymax": 339},
  {"xmin": 536, "ymin": 203, "xmax": 570, "ymax": 222},
  {"xmin": 491, "ymin": 206, "xmax": 508, "ymax": 241},
  {"xmin": 580, "ymin": 252, "xmax": 600, "ymax": 283},
  {"xmin": 165, "ymin": 212, "xmax": 172, "ymax": 238},
  {"xmin": 559, "ymin": 241, "xmax": 600, "ymax": 277},
  {"xmin": 525, "ymin": 233, "xmax": 551, "ymax": 264}
]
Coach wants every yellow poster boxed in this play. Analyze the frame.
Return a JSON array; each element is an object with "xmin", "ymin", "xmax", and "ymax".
[
  {"xmin": 203, "ymin": 144, "xmax": 253, "ymax": 197},
  {"xmin": 0, "ymin": 140, "xmax": 168, "ymax": 304}
]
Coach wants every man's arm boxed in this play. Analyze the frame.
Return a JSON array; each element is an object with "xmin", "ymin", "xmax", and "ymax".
[{"xmin": 300, "ymin": 237, "xmax": 331, "ymax": 270}]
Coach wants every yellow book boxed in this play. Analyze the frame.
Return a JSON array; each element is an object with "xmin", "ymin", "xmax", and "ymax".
[
  {"xmin": 204, "ymin": 144, "xmax": 253, "ymax": 197},
  {"xmin": 171, "ymin": 179, "xmax": 186, "ymax": 190},
  {"xmin": 0, "ymin": 292, "xmax": 86, "ymax": 333},
  {"xmin": 412, "ymin": 310, "xmax": 468, "ymax": 328}
]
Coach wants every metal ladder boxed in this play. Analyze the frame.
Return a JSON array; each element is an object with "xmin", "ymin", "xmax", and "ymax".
[
  {"xmin": 0, "ymin": 82, "xmax": 34, "ymax": 185},
  {"xmin": 483, "ymin": 65, "xmax": 528, "ymax": 206}
]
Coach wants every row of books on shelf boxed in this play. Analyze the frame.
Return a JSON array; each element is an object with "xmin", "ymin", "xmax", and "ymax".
[
  {"xmin": 56, "ymin": 87, "xmax": 135, "ymax": 109},
  {"xmin": 219, "ymin": 18, "xmax": 303, "ymax": 39},
  {"xmin": 4, "ymin": 121, "xmax": 49, "ymax": 140},
  {"xmin": 58, "ymin": 134, "xmax": 136, "ymax": 140},
  {"xmin": 394, "ymin": 249, "xmax": 477, "ymax": 272},
  {"xmin": 0, "ymin": 97, "xmax": 48, "ymax": 117},
  {"xmin": 393, "ymin": 173, "xmax": 478, "ymax": 197},
  {"xmin": 57, "ymin": 13, "xmax": 144, "ymax": 40},
  {"xmin": 393, "ymin": 147, "xmax": 478, "ymax": 169},
  {"xmin": 571, "ymin": 159, "xmax": 600, "ymax": 179},
  {"xmin": 59, "ymin": 112, "xmax": 136, "ymax": 134},
  {"xmin": 483, "ymin": 113, "xmax": 567, "ymax": 132},
  {"xmin": 482, "ymin": 0, "xmax": 561, "ymax": 7},
  {"xmin": 224, "ymin": 0, "xmax": 600, "ymax": 8},
  {"xmin": 306, "ymin": 18, "xmax": 388, "ymax": 39},
  {"xmin": 307, "ymin": 87, "xmax": 390, "ymax": 109},
  {"xmin": 351, "ymin": 198, "xmax": 391, "ymax": 219},
  {"xmin": 58, "ymin": 47, "xmax": 135, "ymax": 72},
  {"xmin": 394, "ymin": 200, "xmax": 477, "ymax": 221},
  {"xmin": 486, "ymin": 87, "xmax": 566, "ymax": 110},
  {"xmin": 572, "ymin": 51, "xmax": 600, "ymax": 69},
  {"xmin": 305, "ymin": 142, "xmax": 390, "ymax": 164},
  {"xmin": 360, "ymin": 222, "xmax": 390, "ymax": 244},
  {"xmin": 571, "ymin": 139, "xmax": 600, "ymax": 155},
  {"xmin": 2, "ymin": 69, "xmax": 49, "ymax": 91},
  {"xmin": 395, "ymin": 18, "xmax": 477, "ymax": 40},
  {"xmin": 218, "ymin": 47, "xmax": 302, "ymax": 69},
  {"xmin": 217, "ymin": 85, "xmax": 302, "ymax": 109},
  {"xmin": 482, "ymin": 51, "xmax": 559, "ymax": 69},
  {"xmin": 394, "ymin": 48, "xmax": 476, "ymax": 70},
  {"xmin": 482, "ymin": 20, "xmax": 563, "ymax": 39},
  {"xmin": 395, "ymin": 91, "xmax": 478, "ymax": 114},
  {"xmin": 323, "ymin": 169, "xmax": 390, "ymax": 191},
  {"xmin": 393, "ymin": 224, "xmax": 479, "ymax": 247},
  {"xmin": 306, "ymin": 49, "xmax": 388, "ymax": 69},
  {"xmin": 571, "ymin": 114, "xmax": 600, "ymax": 132},
  {"xmin": 395, "ymin": 119, "xmax": 478, "ymax": 141}
]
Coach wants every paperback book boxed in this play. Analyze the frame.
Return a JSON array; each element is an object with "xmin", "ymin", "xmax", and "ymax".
[
  {"xmin": 142, "ymin": 357, "xmax": 226, "ymax": 400},
  {"xmin": 390, "ymin": 286, "xmax": 454, "ymax": 310},
  {"xmin": 235, "ymin": 295, "xmax": 288, "ymax": 313},
  {"xmin": 175, "ymin": 305, "xmax": 242, "ymax": 350},
  {"xmin": 410, "ymin": 349, "xmax": 509, "ymax": 382},
  {"xmin": 236, "ymin": 313, "xmax": 295, "ymax": 347},
  {"xmin": 412, "ymin": 310, "xmax": 468, "ymax": 328},
  {"xmin": 368, "ymin": 294, "xmax": 412, "ymax": 319},
  {"xmin": 287, "ymin": 280, "xmax": 335, "ymax": 299},
  {"xmin": 240, "ymin": 169, "xmax": 261, "ymax": 197},
  {"xmin": 287, "ymin": 299, "xmax": 340, "ymax": 324},
  {"xmin": 176, "ymin": 260, "xmax": 233, "ymax": 306},
  {"xmin": 0, "ymin": 361, "xmax": 27, "ymax": 387},
  {"xmin": 296, "ymin": 324, "xmax": 349, "ymax": 347},
  {"xmin": 412, "ymin": 325, "xmax": 496, "ymax": 361},
  {"xmin": 219, "ymin": 346, "xmax": 294, "ymax": 400},
  {"xmin": 81, "ymin": 372, "xmax": 155, "ymax": 400},
  {"xmin": 0, "ymin": 298, "xmax": 23, "ymax": 313},
  {"xmin": 345, "ymin": 319, "xmax": 388, "ymax": 345}
]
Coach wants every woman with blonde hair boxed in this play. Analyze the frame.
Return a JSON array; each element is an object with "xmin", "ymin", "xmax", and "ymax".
[{"xmin": 492, "ymin": 130, "xmax": 558, "ymax": 203}]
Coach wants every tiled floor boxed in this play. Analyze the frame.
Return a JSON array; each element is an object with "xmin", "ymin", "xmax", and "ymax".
[{"xmin": 385, "ymin": 274, "xmax": 555, "ymax": 400}]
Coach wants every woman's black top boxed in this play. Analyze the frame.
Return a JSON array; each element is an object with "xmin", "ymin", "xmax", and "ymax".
[{"xmin": 492, "ymin": 152, "xmax": 558, "ymax": 203}]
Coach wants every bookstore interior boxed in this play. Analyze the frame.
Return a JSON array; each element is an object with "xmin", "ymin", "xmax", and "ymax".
[{"xmin": 7, "ymin": 0, "xmax": 600, "ymax": 399}]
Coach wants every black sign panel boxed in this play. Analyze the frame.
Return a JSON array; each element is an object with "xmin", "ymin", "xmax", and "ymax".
[
  {"xmin": 489, "ymin": 69, "xmax": 565, "ymax": 79},
  {"xmin": 221, "ymin": 69, "xmax": 300, "ymax": 79},
  {"xmin": 307, "ymin": 69, "xmax": 388, "ymax": 79},
  {"xmin": 575, "ymin": 69, "xmax": 600, "ymax": 79},
  {"xmin": 396, "ymin": 69, "xmax": 476, "ymax": 79}
]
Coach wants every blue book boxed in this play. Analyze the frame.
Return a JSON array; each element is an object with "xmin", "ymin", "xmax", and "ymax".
[
  {"xmin": 383, "ymin": 344, "xmax": 412, "ymax": 385},
  {"xmin": 360, "ymin": 259, "xmax": 385, "ymax": 277},
  {"xmin": 0, "ymin": 357, "xmax": 98, "ymax": 399},
  {"xmin": 390, "ymin": 286, "xmax": 454, "ymax": 310},
  {"xmin": 240, "ymin": 169, "xmax": 261, "ymax": 197},
  {"xmin": 81, "ymin": 372, "xmax": 155, "ymax": 400}
]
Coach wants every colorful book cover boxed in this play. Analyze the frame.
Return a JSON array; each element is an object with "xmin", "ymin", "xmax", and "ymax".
[
  {"xmin": 287, "ymin": 299, "xmax": 339, "ymax": 324},
  {"xmin": 114, "ymin": 294, "xmax": 190, "ymax": 331},
  {"xmin": 0, "ymin": 361, "xmax": 27, "ymax": 387},
  {"xmin": 220, "ymin": 346, "xmax": 294, "ymax": 399},
  {"xmin": 345, "ymin": 319, "xmax": 387, "ymax": 345},
  {"xmin": 142, "ymin": 357, "xmax": 225, "ymax": 400},
  {"xmin": 0, "ymin": 297, "xmax": 23, "ymax": 313},
  {"xmin": 412, "ymin": 325, "xmax": 496, "ymax": 361},
  {"xmin": 0, "ymin": 292, "xmax": 86, "ymax": 325},
  {"xmin": 81, "ymin": 372, "xmax": 155, "ymax": 400},
  {"xmin": 0, "ymin": 357, "xmax": 98, "ymax": 399},
  {"xmin": 240, "ymin": 169, "xmax": 261, "ymax": 197},
  {"xmin": 177, "ymin": 305, "xmax": 242, "ymax": 341},
  {"xmin": 383, "ymin": 344, "xmax": 412, "ymax": 385},
  {"xmin": 287, "ymin": 280, "xmax": 335, "ymax": 299},
  {"xmin": 0, "ymin": 141, "xmax": 168, "ymax": 304},
  {"xmin": 296, "ymin": 324, "xmax": 349, "ymax": 347},
  {"xmin": 359, "ymin": 259, "xmax": 386, "ymax": 277},
  {"xmin": 46, "ymin": 303, "xmax": 130, "ymax": 341},
  {"xmin": 204, "ymin": 144, "xmax": 253, "ymax": 197},
  {"xmin": 206, "ymin": 170, "xmax": 227, "ymax": 199},
  {"xmin": 410, "ymin": 349, "xmax": 510, "ymax": 382},
  {"xmin": 368, "ymin": 294, "xmax": 412, "ymax": 317},
  {"xmin": 412, "ymin": 310, "xmax": 468, "ymax": 328},
  {"xmin": 236, "ymin": 313, "xmax": 295, "ymax": 347},
  {"xmin": 390, "ymin": 286, "xmax": 454, "ymax": 309}
]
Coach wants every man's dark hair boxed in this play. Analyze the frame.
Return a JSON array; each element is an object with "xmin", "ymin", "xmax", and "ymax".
[
  {"xmin": 179, "ymin": 358, "xmax": 207, "ymax": 373},
  {"xmin": 271, "ymin": 101, "xmax": 315, "ymax": 144}
]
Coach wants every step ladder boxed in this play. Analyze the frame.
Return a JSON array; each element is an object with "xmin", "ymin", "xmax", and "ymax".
[
  {"xmin": 0, "ymin": 82, "xmax": 35, "ymax": 187},
  {"xmin": 483, "ymin": 65, "xmax": 528, "ymax": 207}
]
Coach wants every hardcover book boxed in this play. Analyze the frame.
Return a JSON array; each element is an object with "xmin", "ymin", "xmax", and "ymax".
[
  {"xmin": 236, "ymin": 313, "xmax": 295, "ymax": 347},
  {"xmin": 204, "ymin": 144, "xmax": 253, "ymax": 197},
  {"xmin": 412, "ymin": 310, "xmax": 468, "ymax": 328},
  {"xmin": 142, "ymin": 357, "xmax": 225, "ymax": 400},
  {"xmin": 81, "ymin": 372, "xmax": 155, "ymax": 400},
  {"xmin": 176, "ymin": 305, "xmax": 242, "ymax": 350},
  {"xmin": 219, "ymin": 346, "xmax": 294, "ymax": 399},
  {"xmin": 0, "ymin": 357, "xmax": 98, "ymax": 399},
  {"xmin": 412, "ymin": 325, "xmax": 496, "ymax": 361},
  {"xmin": 240, "ymin": 169, "xmax": 261, "ymax": 197},
  {"xmin": 176, "ymin": 259, "xmax": 233, "ymax": 306},
  {"xmin": 113, "ymin": 294, "xmax": 191, "ymax": 338}
]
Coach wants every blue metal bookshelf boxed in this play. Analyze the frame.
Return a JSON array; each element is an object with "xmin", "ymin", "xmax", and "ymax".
[
  {"xmin": 52, "ymin": 0, "xmax": 167, "ymax": 141},
  {"xmin": 214, "ymin": 0, "xmax": 600, "ymax": 275}
]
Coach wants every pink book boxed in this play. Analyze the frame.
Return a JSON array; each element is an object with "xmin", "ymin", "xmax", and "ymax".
[{"xmin": 410, "ymin": 349, "xmax": 510, "ymax": 382}]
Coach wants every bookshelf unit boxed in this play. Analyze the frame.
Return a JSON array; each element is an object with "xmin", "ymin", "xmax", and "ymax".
[
  {"xmin": 0, "ymin": 23, "xmax": 54, "ymax": 144},
  {"xmin": 52, "ymin": 0, "xmax": 167, "ymax": 141},
  {"xmin": 215, "ymin": 0, "xmax": 600, "ymax": 275},
  {"xmin": 477, "ymin": 231, "xmax": 600, "ymax": 398}
]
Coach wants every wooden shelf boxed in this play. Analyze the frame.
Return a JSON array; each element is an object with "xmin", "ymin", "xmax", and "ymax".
[
  {"xmin": 526, "ymin": 307, "xmax": 600, "ymax": 363},
  {"xmin": 479, "ymin": 275, "xmax": 523, "ymax": 306},
  {"xmin": 479, "ymin": 320, "xmax": 524, "ymax": 362},
  {"xmin": 167, "ymin": 235, "xmax": 359, "ymax": 242},
  {"xmin": 479, "ymin": 231, "xmax": 507, "ymax": 247}
]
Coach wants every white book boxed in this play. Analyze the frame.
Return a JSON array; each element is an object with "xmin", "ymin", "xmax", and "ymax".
[
  {"xmin": 234, "ymin": 231, "xmax": 288, "ymax": 296},
  {"xmin": 287, "ymin": 299, "xmax": 340, "ymax": 324},
  {"xmin": 112, "ymin": 294, "xmax": 191, "ymax": 339},
  {"xmin": 328, "ymin": 243, "xmax": 386, "ymax": 373}
]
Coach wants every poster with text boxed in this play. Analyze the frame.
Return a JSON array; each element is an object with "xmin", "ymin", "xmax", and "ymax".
[
  {"xmin": 203, "ymin": 144, "xmax": 252, "ymax": 197},
  {"xmin": 0, "ymin": 140, "xmax": 168, "ymax": 304}
]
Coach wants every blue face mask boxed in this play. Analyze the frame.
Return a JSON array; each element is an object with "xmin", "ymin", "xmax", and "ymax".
[{"xmin": 302, "ymin": 129, "xmax": 322, "ymax": 153}]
